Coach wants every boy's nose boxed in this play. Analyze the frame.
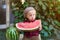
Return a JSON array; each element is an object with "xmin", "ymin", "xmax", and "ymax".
[{"xmin": 32, "ymin": 17, "xmax": 34, "ymax": 19}]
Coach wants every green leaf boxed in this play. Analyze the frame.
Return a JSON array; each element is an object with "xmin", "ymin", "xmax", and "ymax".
[
  {"xmin": 42, "ymin": 21, "xmax": 48, "ymax": 26},
  {"xmin": 22, "ymin": 2, "xmax": 29, "ymax": 8},
  {"xmin": 51, "ymin": 20, "xmax": 56, "ymax": 26},
  {"xmin": 44, "ymin": 31, "xmax": 49, "ymax": 37},
  {"xmin": 14, "ymin": 19, "xmax": 19, "ymax": 23},
  {"xmin": 47, "ymin": 18, "xmax": 51, "ymax": 22},
  {"xmin": 36, "ymin": 12, "xmax": 41, "ymax": 19},
  {"xmin": 58, "ymin": 0, "xmax": 60, "ymax": 2},
  {"xmin": 48, "ymin": 25, "xmax": 54, "ymax": 31},
  {"xmin": 38, "ymin": 0, "xmax": 46, "ymax": 11},
  {"xmin": 41, "ymin": 16, "xmax": 45, "ymax": 20},
  {"xmin": 41, "ymin": 30, "xmax": 49, "ymax": 37},
  {"xmin": 54, "ymin": 20, "xmax": 60, "ymax": 26},
  {"xmin": 42, "ymin": 4, "xmax": 46, "ymax": 11},
  {"xmin": 38, "ymin": 0, "xmax": 43, "ymax": 6},
  {"xmin": 14, "ymin": 11, "xmax": 19, "ymax": 16},
  {"xmin": 43, "ymin": 25, "xmax": 48, "ymax": 30}
]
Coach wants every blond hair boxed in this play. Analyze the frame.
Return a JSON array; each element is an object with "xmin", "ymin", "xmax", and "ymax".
[{"xmin": 23, "ymin": 7, "xmax": 36, "ymax": 18}]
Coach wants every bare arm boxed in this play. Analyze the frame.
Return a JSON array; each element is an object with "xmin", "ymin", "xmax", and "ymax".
[{"xmin": 39, "ymin": 20, "xmax": 42, "ymax": 31}]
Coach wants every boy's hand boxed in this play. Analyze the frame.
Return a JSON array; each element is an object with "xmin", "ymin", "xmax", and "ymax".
[{"xmin": 39, "ymin": 20, "xmax": 42, "ymax": 31}]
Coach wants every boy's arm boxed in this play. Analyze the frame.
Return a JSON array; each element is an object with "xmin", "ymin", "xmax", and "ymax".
[{"xmin": 39, "ymin": 20, "xmax": 42, "ymax": 31}]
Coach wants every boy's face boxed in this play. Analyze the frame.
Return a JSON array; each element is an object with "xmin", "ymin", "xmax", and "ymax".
[{"xmin": 26, "ymin": 10, "xmax": 36, "ymax": 21}]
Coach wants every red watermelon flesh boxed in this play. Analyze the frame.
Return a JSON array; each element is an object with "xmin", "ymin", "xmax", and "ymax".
[{"xmin": 16, "ymin": 20, "xmax": 40, "ymax": 31}]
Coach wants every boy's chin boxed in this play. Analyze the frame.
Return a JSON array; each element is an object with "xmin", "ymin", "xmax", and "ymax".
[{"xmin": 29, "ymin": 19, "xmax": 35, "ymax": 21}]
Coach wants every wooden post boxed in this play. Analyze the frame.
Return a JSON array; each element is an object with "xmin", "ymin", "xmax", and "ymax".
[{"xmin": 5, "ymin": 0, "xmax": 10, "ymax": 27}]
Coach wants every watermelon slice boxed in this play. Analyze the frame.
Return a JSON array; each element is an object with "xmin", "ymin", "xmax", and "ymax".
[{"xmin": 16, "ymin": 20, "xmax": 40, "ymax": 31}]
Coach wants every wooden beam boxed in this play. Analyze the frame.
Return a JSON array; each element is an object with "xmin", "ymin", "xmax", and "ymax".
[{"xmin": 5, "ymin": 0, "xmax": 10, "ymax": 27}]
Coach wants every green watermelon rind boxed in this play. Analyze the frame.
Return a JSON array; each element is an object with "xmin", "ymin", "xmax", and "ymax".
[{"xmin": 6, "ymin": 27, "xmax": 19, "ymax": 40}]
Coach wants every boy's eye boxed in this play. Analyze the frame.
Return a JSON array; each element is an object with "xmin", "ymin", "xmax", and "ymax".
[
  {"xmin": 29, "ymin": 15, "xmax": 32, "ymax": 16},
  {"xmin": 33, "ymin": 14, "xmax": 36, "ymax": 16}
]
